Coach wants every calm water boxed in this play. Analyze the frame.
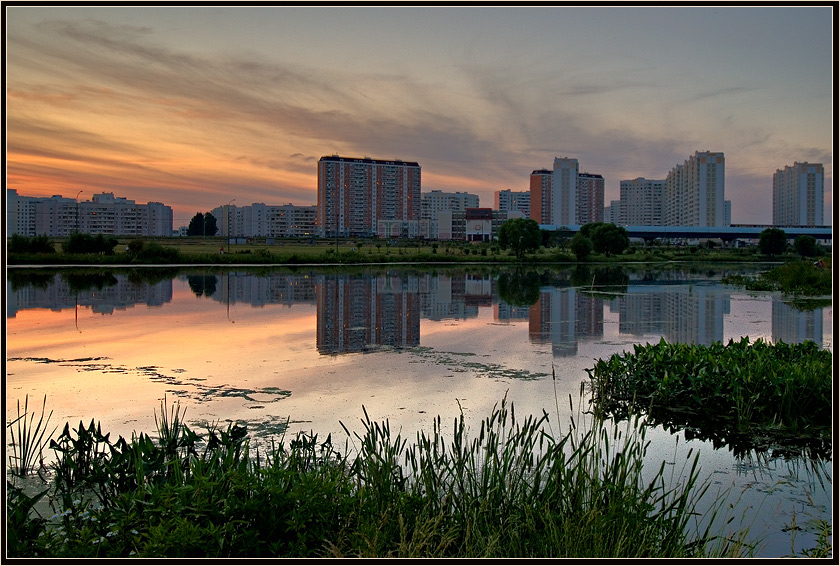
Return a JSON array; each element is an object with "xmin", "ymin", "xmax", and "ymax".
[{"xmin": 5, "ymin": 263, "xmax": 833, "ymax": 557}]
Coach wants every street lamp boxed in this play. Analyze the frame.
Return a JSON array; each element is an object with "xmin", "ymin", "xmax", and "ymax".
[
  {"xmin": 227, "ymin": 198, "xmax": 236, "ymax": 245},
  {"xmin": 75, "ymin": 190, "xmax": 83, "ymax": 233}
]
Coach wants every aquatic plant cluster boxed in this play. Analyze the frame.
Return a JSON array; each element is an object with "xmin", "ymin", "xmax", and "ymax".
[
  {"xmin": 8, "ymin": 397, "xmax": 753, "ymax": 558},
  {"xmin": 588, "ymin": 338, "xmax": 832, "ymax": 459},
  {"xmin": 722, "ymin": 259, "xmax": 831, "ymax": 297}
]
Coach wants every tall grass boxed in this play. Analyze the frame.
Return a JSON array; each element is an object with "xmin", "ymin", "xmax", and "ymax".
[
  {"xmin": 7, "ymin": 395, "xmax": 755, "ymax": 558},
  {"xmin": 7, "ymin": 395, "xmax": 56, "ymax": 476}
]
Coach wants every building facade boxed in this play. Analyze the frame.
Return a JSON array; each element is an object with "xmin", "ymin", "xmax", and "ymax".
[
  {"xmin": 211, "ymin": 203, "xmax": 318, "ymax": 238},
  {"xmin": 7, "ymin": 189, "xmax": 173, "ymax": 237},
  {"xmin": 552, "ymin": 157, "xmax": 579, "ymax": 226},
  {"xmin": 421, "ymin": 190, "xmax": 479, "ymax": 218},
  {"xmin": 619, "ymin": 178, "xmax": 665, "ymax": 226},
  {"xmin": 529, "ymin": 169, "xmax": 553, "ymax": 225},
  {"xmin": 664, "ymin": 151, "xmax": 726, "ymax": 227},
  {"xmin": 495, "ymin": 189, "xmax": 530, "ymax": 218},
  {"xmin": 317, "ymin": 155, "xmax": 421, "ymax": 238},
  {"xmin": 772, "ymin": 162, "xmax": 824, "ymax": 226},
  {"xmin": 576, "ymin": 173, "xmax": 604, "ymax": 225}
]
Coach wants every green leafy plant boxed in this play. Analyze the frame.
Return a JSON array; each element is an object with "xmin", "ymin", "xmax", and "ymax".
[{"xmin": 587, "ymin": 338, "xmax": 832, "ymax": 459}]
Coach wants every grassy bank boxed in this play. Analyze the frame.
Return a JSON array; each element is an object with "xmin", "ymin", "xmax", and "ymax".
[
  {"xmin": 8, "ymin": 396, "xmax": 753, "ymax": 558},
  {"xmin": 7, "ymin": 235, "xmax": 785, "ymax": 266}
]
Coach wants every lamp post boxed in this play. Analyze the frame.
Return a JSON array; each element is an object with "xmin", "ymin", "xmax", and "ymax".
[
  {"xmin": 75, "ymin": 190, "xmax": 83, "ymax": 234},
  {"xmin": 227, "ymin": 198, "xmax": 236, "ymax": 246}
]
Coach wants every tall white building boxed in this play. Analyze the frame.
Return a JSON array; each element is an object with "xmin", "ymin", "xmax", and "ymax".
[
  {"xmin": 552, "ymin": 157, "xmax": 578, "ymax": 226},
  {"xmin": 773, "ymin": 162, "xmax": 824, "ymax": 226},
  {"xmin": 494, "ymin": 189, "xmax": 530, "ymax": 218},
  {"xmin": 664, "ymin": 151, "xmax": 725, "ymax": 227},
  {"xmin": 619, "ymin": 178, "xmax": 665, "ymax": 226}
]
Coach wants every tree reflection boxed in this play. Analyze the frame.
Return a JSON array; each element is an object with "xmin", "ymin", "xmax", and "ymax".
[
  {"xmin": 497, "ymin": 268, "xmax": 541, "ymax": 307},
  {"xmin": 187, "ymin": 274, "xmax": 218, "ymax": 297}
]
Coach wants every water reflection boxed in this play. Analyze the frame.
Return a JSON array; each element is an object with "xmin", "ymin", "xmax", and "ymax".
[{"xmin": 6, "ymin": 266, "xmax": 827, "ymax": 351}]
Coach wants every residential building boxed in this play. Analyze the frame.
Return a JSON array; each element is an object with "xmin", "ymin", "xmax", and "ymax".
[
  {"xmin": 552, "ymin": 157, "xmax": 578, "ymax": 226},
  {"xmin": 422, "ymin": 190, "xmax": 479, "ymax": 218},
  {"xmin": 495, "ymin": 189, "xmax": 530, "ymax": 218},
  {"xmin": 529, "ymin": 169, "xmax": 553, "ymax": 225},
  {"xmin": 6, "ymin": 189, "xmax": 173, "ymax": 237},
  {"xmin": 604, "ymin": 199, "xmax": 621, "ymax": 224},
  {"xmin": 773, "ymin": 162, "xmax": 824, "ymax": 226},
  {"xmin": 317, "ymin": 155, "xmax": 421, "ymax": 238},
  {"xmin": 664, "ymin": 151, "xmax": 725, "ymax": 226},
  {"xmin": 531, "ymin": 159, "xmax": 606, "ymax": 226},
  {"xmin": 576, "ymin": 173, "xmax": 604, "ymax": 225},
  {"xmin": 619, "ymin": 178, "xmax": 665, "ymax": 226},
  {"xmin": 211, "ymin": 203, "xmax": 318, "ymax": 238}
]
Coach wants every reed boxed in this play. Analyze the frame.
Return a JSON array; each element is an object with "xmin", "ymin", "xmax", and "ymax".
[
  {"xmin": 7, "ymin": 394, "xmax": 758, "ymax": 558},
  {"xmin": 6, "ymin": 395, "xmax": 56, "ymax": 476}
]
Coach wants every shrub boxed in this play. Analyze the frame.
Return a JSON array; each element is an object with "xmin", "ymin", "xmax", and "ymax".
[
  {"xmin": 63, "ymin": 232, "xmax": 118, "ymax": 255},
  {"xmin": 9, "ymin": 234, "xmax": 56, "ymax": 254}
]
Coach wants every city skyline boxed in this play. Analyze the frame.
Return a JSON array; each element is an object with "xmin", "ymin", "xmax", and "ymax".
[{"xmin": 6, "ymin": 5, "xmax": 834, "ymax": 226}]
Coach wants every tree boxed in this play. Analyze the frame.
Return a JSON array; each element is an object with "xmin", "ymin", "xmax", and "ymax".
[
  {"xmin": 758, "ymin": 228, "xmax": 786, "ymax": 257},
  {"xmin": 588, "ymin": 223, "xmax": 629, "ymax": 257},
  {"xmin": 187, "ymin": 212, "xmax": 218, "ymax": 237},
  {"xmin": 204, "ymin": 213, "xmax": 218, "ymax": 237},
  {"xmin": 569, "ymin": 232, "xmax": 593, "ymax": 261},
  {"xmin": 794, "ymin": 234, "xmax": 821, "ymax": 258},
  {"xmin": 498, "ymin": 218, "xmax": 541, "ymax": 260},
  {"xmin": 187, "ymin": 213, "xmax": 205, "ymax": 236},
  {"xmin": 497, "ymin": 268, "xmax": 541, "ymax": 306}
]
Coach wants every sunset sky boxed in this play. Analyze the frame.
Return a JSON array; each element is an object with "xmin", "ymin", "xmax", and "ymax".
[{"xmin": 6, "ymin": 5, "xmax": 834, "ymax": 227}]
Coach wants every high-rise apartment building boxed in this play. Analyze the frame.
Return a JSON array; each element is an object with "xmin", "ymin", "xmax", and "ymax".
[
  {"xmin": 317, "ymin": 155, "xmax": 421, "ymax": 238},
  {"xmin": 495, "ymin": 189, "xmax": 530, "ymax": 218},
  {"xmin": 619, "ymin": 178, "xmax": 665, "ymax": 226},
  {"xmin": 6, "ymin": 189, "xmax": 173, "ymax": 237},
  {"xmin": 576, "ymin": 173, "xmax": 604, "ymax": 225},
  {"xmin": 664, "ymin": 151, "xmax": 725, "ymax": 226},
  {"xmin": 531, "ymin": 158, "xmax": 601, "ymax": 226},
  {"xmin": 772, "ymin": 162, "xmax": 824, "ymax": 226},
  {"xmin": 552, "ymin": 157, "xmax": 579, "ymax": 226},
  {"xmin": 529, "ymin": 169, "xmax": 553, "ymax": 225}
]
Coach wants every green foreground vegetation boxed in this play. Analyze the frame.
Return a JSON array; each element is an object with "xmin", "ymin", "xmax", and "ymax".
[
  {"xmin": 7, "ymin": 338, "xmax": 833, "ymax": 559},
  {"xmin": 589, "ymin": 338, "xmax": 833, "ymax": 459},
  {"xmin": 8, "ymin": 398, "xmax": 746, "ymax": 559}
]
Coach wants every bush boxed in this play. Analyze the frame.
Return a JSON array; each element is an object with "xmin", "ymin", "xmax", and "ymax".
[
  {"xmin": 569, "ymin": 232, "xmax": 592, "ymax": 261},
  {"xmin": 9, "ymin": 234, "xmax": 55, "ymax": 254},
  {"xmin": 63, "ymin": 232, "xmax": 118, "ymax": 255},
  {"xmin": 758, "ymin": 228, "xmax": 786, "ymax": 256},
  {"xmin": 793, "ymin": 235, "xmax": 821, "ymax": 258}
]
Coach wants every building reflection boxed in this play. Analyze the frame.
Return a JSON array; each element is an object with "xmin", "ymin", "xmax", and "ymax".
[
  {"xmin": 7, "ymin": 270, "xmax": 826, "ymax": 353},
  {"xmin": 772, "ymin": 300, "xmax": 823, "ymax": 345},
  {"xmin": 6, "ymin": 272, "xmax": 173, "ymax": 317},
  {"xmin": 611, "ymin": 284, "xmax": 730, "ymax": 346},
  {"xmin": 316, "ymin": 273, "xmax": 420, "ymax": 354},
  {"xmin": 529, "ymin": 288, "xmax": 604, "ymax": 356}
]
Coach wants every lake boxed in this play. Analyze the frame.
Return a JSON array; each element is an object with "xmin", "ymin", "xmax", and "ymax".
[{"xmin": 5, "ymin": 263, "xmax": 833, "ymax": 557}]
